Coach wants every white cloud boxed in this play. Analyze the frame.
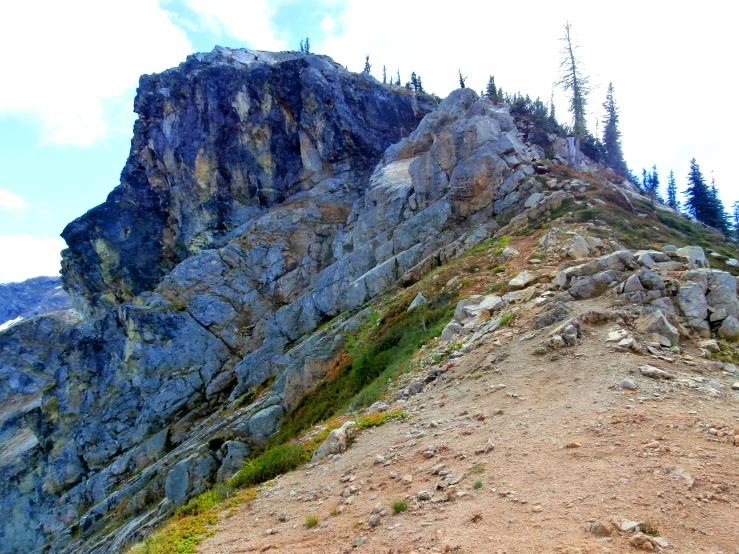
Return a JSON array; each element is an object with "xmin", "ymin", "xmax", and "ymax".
[
  {"xmin": 320, "ymin": 15, "xmax": 336, "ymax": 34},
  {"xmin": 0, "ymin": 189, "xmax": 26, "ymax": 211},
  {"xmin": 0, "ymin": 235, "xmax": 65, "ymax": 283},
  {"xmin": 186, "ymin": 0, "xmax": 288, "ymax": 50},
  {"xmin": 320, "ymin": 1, "xmax": 738, "ymax": 206},
  {"xmin": 0, "ymin": 0, "xmax": 192, "ymax": 146}
]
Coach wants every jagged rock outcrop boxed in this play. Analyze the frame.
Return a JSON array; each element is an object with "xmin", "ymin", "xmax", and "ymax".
[
  {"xmin": 0, "ymin": 276, "xmax": 71, "ymax": 330},
  {"xmin": 61, "ymin": 47, "xmax": 434, "ymax": 316},
  {"xmin": 1, "ymin": 47, "xmax": 573, "ymax": 554}
]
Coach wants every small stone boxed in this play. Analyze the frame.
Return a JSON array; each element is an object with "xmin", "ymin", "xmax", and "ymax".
[
  {"xmin": 639, "ymin": 365, "xmax": 673, "ymax": 380},
  {"xmin": 651, "ymin": 537, "xmax": 669, "ymax": 548},
  {"xmin": 618, "ymin": 337, "xmax": 638, "ymax": 350},
  {"xmin": 423, "ymin": 451, "xmax": 434, "ymax": 458},
  {"xmin": 352, "ymin": 536, "xmax": 367, "ymax": 547},
  {"xmin": 368, "ymin": 515, "xmax": 380, "ymax": 527},
  {"xmin": 446, "ymin": 472, "xmax": 467, "ymax": 485},
  {"xmin": 698, "ymin": 339, "xmax": 720, "ymax": 353},
  {"xmin": 732, "ymin": 382, "xmax": 739, "ymax": 391},
  {"xmin": 407, "ymin": 293, "xmax": 427, "ymax": 312},
  {"xmin": 565, "ymin": 442, "xmax": 581, "ymax": 449},
  {"xmin": 620, "ymin": 520, "xmax": 643, "ymax": 532},
  {"xmin": 374, "ymin": 455, "xmax": 386, "ymax": 464},
  {"xmin": 630, "ymin": 534, "xmax": 655, "ymax": 550},
  {"xmin": 588, "ymin": 521, "xmax": 612, "ymax": 537},
  {"xmin": 401, "ymin": 474, "xmax": 413, "ymax": 485},
  {"xmin": 619, "ymin": 379, "xmax": 638, "ymax": 390},
  {"xmin": 389, "ymin": 471, "xmax": 398, "ymax": 479},
  {"xmin": 417, "ymin": 490, "xmax": 433, "ymax": 501},
  {"xmin": 265, "ymin": 528, "xmax": 279, "ymax": 535}
]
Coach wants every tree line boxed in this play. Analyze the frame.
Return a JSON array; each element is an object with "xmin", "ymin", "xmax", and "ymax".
[{"xmin": 297, "ymin": 35, "xmax": 736, "ymax": 240}]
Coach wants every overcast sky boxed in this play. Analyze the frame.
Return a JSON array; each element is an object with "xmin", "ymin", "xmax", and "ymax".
[{"xmin": 0, "ymin": 0, "xmax": 735, "ymax": 283}]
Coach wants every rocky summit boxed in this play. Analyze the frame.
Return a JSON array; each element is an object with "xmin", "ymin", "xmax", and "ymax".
[{"xmin": 2, "ymin": 47, "xmax": 739, "ymax": 554}]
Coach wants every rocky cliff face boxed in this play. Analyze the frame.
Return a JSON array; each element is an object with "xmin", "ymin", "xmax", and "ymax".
[
  {"xmin": 1, "ymin": 47, "xmax": 558, "ymax": 554},
  {"xmin": 61, "ymin": 47, "xmax": 431, "ymax": 316}
]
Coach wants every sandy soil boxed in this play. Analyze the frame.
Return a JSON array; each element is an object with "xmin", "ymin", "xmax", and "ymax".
[{"xmin": 198, "ymin": 291, "xmax": 739, "ymax": 554}]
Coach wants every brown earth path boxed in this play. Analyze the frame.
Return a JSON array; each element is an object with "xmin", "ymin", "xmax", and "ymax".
[{"xmin": 198, "ymin": 295, "xmax": 739, "ymax": 554}]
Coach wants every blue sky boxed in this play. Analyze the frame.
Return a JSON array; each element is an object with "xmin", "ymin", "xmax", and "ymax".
[{"xmin": 0, "ymin": 0, "xmax": 736, "ymax": 282}]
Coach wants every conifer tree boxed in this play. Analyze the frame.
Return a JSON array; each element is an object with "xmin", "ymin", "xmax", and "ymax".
[
  {"xmin": 416, "ymin": 75, "xmax": 424, "ymax": 93},
  {"xmin": 732, "ymin": 201, "xmax": 739, "ymax": 241},
  {"xmin": 683, "ymin": 158, "xmax": 727, "ymax": 232},
  {"xmin": 382, "ymin": 65, "xmax": 387, "ymax": 84},
  {"xmin": 647, "ymin": 165, "xmax": 662, "ymax": 201},
  {"xmin": 304, "ymin": 37, "xmax": 311, "ymax": 53},
  {"xmin": 666, "ymin": 170, "xmax": 679, "ymax": 210},
  {"xmin": 556, "ymin": 22, "xmax": 590, "ymax": 139},
  {"xmin": 547, "ymin": 92, "xmax": 560, "ymax": 133},
  {"xmin": 410, "ymin": 72, "xmax": 418, "ymax": 91},
  {"xmin": 458, "ymin": 70, "xmax": 467, "ymax": 89},
  {"xmin": 299, "ymin": 39, "xmax": 304, "ymax": 52},
  {"xmin": 396, "ymin": 69, "xmax": 401, "ymax": 86},
  {"xmin": 709, "ymin": 177, "xmax": 729, "ymax": 234},
  {"xmin": 642, "ymin": 168, "xmax": 648, "ymax": 192},
  {"xmin": 486, "ymin": 76, "xmax": 498, "ymax": 102},
  {"xmin": 601, "ymin": 82, "xmax": 628, "ymax": 176},
  {"xmin": 363, "ymin": 55, "xmax": 371, "ymax": 75}
]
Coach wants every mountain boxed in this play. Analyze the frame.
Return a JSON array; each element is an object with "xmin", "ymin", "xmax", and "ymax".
[
  {"xmin": 1, "ymin": 47, "xmax": 738, "ymax": 554},
  {"xmin": 0, "ymin": 276, "xmax": 71, "ymax": 329}
]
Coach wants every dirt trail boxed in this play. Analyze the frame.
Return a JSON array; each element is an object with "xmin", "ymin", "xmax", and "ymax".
[{"xmin": 198, "ymin": 293, "xmax": 739, "ymax": 554}]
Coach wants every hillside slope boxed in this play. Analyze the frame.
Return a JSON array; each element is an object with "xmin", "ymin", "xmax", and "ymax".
[
  {"xmin": 2, "ymin": 46, "xmax": 739, "ymax": 554},
  {"xmin": 195, "ymin": 230, "xmax": 739, "ymax": 554}
]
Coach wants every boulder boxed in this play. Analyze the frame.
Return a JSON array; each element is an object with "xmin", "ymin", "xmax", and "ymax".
[
  {"xmin": 453, "ymin": 295, "xmax": 504, "ymax": 324},
  {"xmin": 441, "ymin": 321, "xmax": 464, "ymax": 342},
  {"xmin": 524, "ymin": 192, "xmax": 545, "ymax": 208},
  {"xmin": 638, "ymin": 269, "xmax": 665, "ymax": 290},
  {"xmin": 311, "ymin": 421, "xmax": 356, "ymax": 462},
  {"xmin": 677, "ymin": 282, "xmax": 709, "ymax": 335},
  {"xmin": 508, "ymin": 271, "xmax": 537, "ymax": 290},
  {"xmin": 216, "ymin": 441, "xmax": 251, "ymax": 482},
  {"xmin": 623, "ymin": 274, "xmax": 645, "ymax": 293},
  {"xmin": 718, "ymin": 316, "xmax": 739, "ymax": 342},
  {"xmin": 635, "ymin": 312, "xmax": 679, "ymax": 344},
  {"xmin": 676, "ymin": 246, "xmax": 708, "ymax": 268},
  {"xmin": 568, "ymin": 235, "xmax": 591, "ymax": 260},
  {"xmin": 407, "ymin": 293, "xmax": 427, "ymax": 311}
]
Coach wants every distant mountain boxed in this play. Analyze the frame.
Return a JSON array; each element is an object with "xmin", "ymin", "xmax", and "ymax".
[{"xmin": 0, "ymin": 276, "xmax": 72, "ymax": 330}]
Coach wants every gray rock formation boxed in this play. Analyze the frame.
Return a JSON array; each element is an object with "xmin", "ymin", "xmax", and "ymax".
[{"xmin": 1, "ymin": 48, "xmax": 554, "ymax": 554}]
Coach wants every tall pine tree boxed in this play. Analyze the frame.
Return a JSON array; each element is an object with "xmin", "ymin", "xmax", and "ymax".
[
  {"xmin": 646, "ymin": 165, "xmax": 662, "ymax": 201},
  {"xmin": 382, "ymin": 65, "xmax": 387, "ymax": 84},
  {"xmin": 362, "ymin": 55, "xmax": 371, "ymax": 75},
  {"xmin": 732, "ymin": 201, "xmax": 739, "ymax": 242},
  {"xmin": 601, "ymin": 82, "xmax": 628, "ymax": 176},
  {"xmin": 486, "ymin": 76, "xmax": 498, "ymax": 102},
  {"xmin": 666, "ymin": 170, "xmax": 679, "ymax": 210},
  {"xmin": 709, "ymin": 177, "xmax": 729, "ymax": 234},
  {"xmin": 556, "ymin": 22, "xmax": 590, "ymax": 139},
  {"xmin": 458, "ymin": 70, "xmax": 467, "ymax": 89}
]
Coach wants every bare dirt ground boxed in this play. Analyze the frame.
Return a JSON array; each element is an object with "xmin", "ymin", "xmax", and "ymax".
[{"xmin": 198, "ymin": 291, "xmax": 739, "ymax": 554}]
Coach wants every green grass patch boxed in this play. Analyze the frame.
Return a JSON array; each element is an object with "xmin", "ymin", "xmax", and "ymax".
[
  {"xmin": 305, "ymin": 514, "xmax": 319, "ymax": 528},
  {"xmin": 392, "ymin": 499, "xmax": 408, "ymax": 514},
  {"xmin": 127, "ymin": 488, "xmax": 255, "ymax": 554},
  {"xmin": 230, "ymin": 443, "xmax": 308, "ymax": 489},
  {"xmin": 473, "ymin": 480, "xmax": 483, "ymax": 490},
  {"xmin": 268, "ymin": 292, "xmax": 456, "ymax": 447}
]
